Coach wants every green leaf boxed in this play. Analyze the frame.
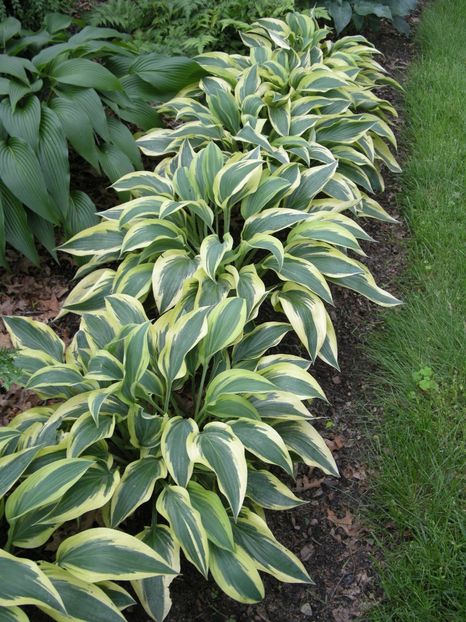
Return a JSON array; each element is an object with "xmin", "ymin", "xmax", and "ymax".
[
  {"xmin": 0, "ymin": 95, "xmax": 41, "ymax": 150},
  {"xmin": 0, "ymin": 17, "xmax": 21, "ymax": 46},
  {"xmin": 49, "ymin": 96, "xmax": 100, "ymax": 170},
  {"xmin": 44, "ymin": 13, "xmax": 72, "ymax": 33},
  {"xmin": 0, "ymin": 185, "xmax": 39, "ymax": 264},
  {"xmin": 67, "ymin": 191, "xmax": 98, "ymax": 236},
  {"xmin": 38, "ymin": 105, "xmax": 70, "ymax": 218},
  {"xmin": 130, "ymin": 55, "xmax": 205, "ymax": 97},
  {"xmin": 0, "ymin": 137, "xmax": 59, "ymax": 224},
  {"xmin": 0, "ymin": 55, "xmax": 36, "ymax": 85},
  {"xmin": 52, "ymin": 59, "xmax": 122, "ymax": 92}
]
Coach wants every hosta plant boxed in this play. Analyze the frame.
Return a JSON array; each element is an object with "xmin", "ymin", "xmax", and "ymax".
[
  {"xmin": 0, "ymin": 293, "xmax": 337, "ymax": 619},
  {"xmin": 60, "ymin": 144, "xmax": 400, "ymax": 369},
  {"xmin": 138, "ymin": 9, "xmax": 401, "ymax": 217},
  {"xmin": 312, "ymin": 0, "xmax": 418, "ymax": 35},
  {"xmin": 0, "ymin": 14, "xmax": 203, "ymax": 265}
]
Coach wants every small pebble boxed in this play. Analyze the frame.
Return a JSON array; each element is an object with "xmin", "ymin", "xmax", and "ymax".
[{"xmin": 300, "ymin": 603, "xmax": 313, "ymax": 617}]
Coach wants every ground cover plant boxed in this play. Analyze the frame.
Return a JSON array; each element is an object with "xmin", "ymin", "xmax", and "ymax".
[
  {"xmin": 86, "ymin": 0, "xmax": 297, "ymax": 55},
  {"xmin": 0, "ymin": 10, "xmax": 402, "ymax": 622},
  {"xmin": 367, "ymin": 0, "xmax": 466, "ymax": 618},
  {"xmin": 0, "ymin": 13, "xmax": 203, "ymax": 266},
  {"xmin": 0, "ymin": 0, "xmax": 74, "ymax": 29}
]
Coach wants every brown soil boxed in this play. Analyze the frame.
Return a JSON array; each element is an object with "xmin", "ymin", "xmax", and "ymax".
[{"xmin": 0, "ymin": 12, "xmax": 418, "ymax": 622}]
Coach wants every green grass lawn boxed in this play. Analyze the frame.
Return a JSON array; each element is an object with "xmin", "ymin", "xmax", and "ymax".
[{"xmin": 366, "ymin": 0, "xmax": 466, "ymax": 619}]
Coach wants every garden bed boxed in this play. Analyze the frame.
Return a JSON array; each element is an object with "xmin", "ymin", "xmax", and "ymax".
[{"xmin": 0, "ymin": 14, "xmax": 416, "ymax": 622}]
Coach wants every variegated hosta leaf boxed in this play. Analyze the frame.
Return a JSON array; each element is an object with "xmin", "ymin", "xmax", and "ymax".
[
  {"xmin": 246, "ymin": 469, "xmax": 307, "ymax": 510},
  {"xmin": 160, "ymin": 416, "xmax": 198, "ymax": 487},
  {"xmin": 204, "ymin": 369, "xmax": 276, "ymax": 406},
  {"xmin": 97, "ymin": 581, "xmax": 135, "ymax": 611},
  {"xmin": 109, "ymin": 457, "xmax": 167, "ymax": 527},
  {"xmin": 264, "ymin": 253, "xmax": 333, "ymax": 304},
  {"xmin": 5, "ymin": 458, "xmax": 92, "ymax": 523},
  {"xmin": 3, "ymin": 316, "xmax": 64, "ymax": 362},
  {"xmin": 259, "ymin": 362, "xmax": 327, "ymax": 401},
  {"xmin": 187, "ymin": 481, "xmax": 234, "ymax": 551},
  {"xmin": 206, "ymin": 395, "xmax": 261, "ymax": 421},
  {"xmin": 37, "ymin": 563, "xmax": 127, "ymax": 622},
  {"xmin": 213, "ymin": 155, "xmax": 263, "ymax": 210},
  {"xmin": 232, "ymin": 322, "xmax": 290, "ymax": 365},
  {"xmin": 122, "ymin": 321, "xmax": 150, "ymax": 399},
  {"xmin": 228, "ymin": 419, "xmax": 293, "ymax": 476},
  {"xmin": 232, "ymin": 509, "xmax": 311, "ymax": 584},
  {"xmin": 275, "ymin": 282, "xmax": 328, "ymax": 363},
  {"xmin": 152, "ymin": 250, "xmax": 199, "ymax": 313},
  {"xmin": 0, "ymin": 446, "xmax": 39, "ymax": 497},
  {"xmin": 0, "ymin": 606, "xmax": 29, "ymax": 621},
  {"xmin": 59, "ymin": 221, "xmax": 124, "ymax": 256},
  {"xmin": 199, "ymin": 297, "xmax": 247, "ymax": 364},
  {"xmin": 274, "ymin": 420, "xmax": 339, "ymax": 476},
  {"xmin": 209, "ymin": 543, "xmax": 265, "ymax": 604},
  {"xmin": 0, "ymin": 550, "xmax": 65, "ymax": 612},
  {"xmin": 127, "ymin": 406, "xmax": 164, "ymax": 449},
  {"xmin": 132, "ymin": 525, "xmax": 180, "ymax": 622},
  {"xmin": 159, "ymin": 306, "xmax": 209, "ymax": 388},
  {"xmin": 191, "ymin": 422, "xmax": 248, "ymax": 518},
  {"xmin": 56, "ymin": 528, "xmax": 177, "ymax": 582},
  {"xmin": 67, "ymin": 414, "xmax": 115, "ymax": 458},
  {"xmin": 156, "ymin": 485, "xmax": 209, "ymax": 578}
]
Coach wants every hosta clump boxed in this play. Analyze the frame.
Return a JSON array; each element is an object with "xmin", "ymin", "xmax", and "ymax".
[
  {"xmin": 138, "ymin": 10, "xmax": 401, "ymax": 220},
  {"xmin": 1, "ymin": 293, "xmax": 337, "ymax": 619},
  {"xmin": 60, "ymin": 145, "xmax": 399, "ymax": 368},
  {"xmin": 313, "ymin": 0, "xmax": 418, "ymax": 36},
  {"xmin": 0, "ymin": 14, "xmax": 203, "ymax": 265}
]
